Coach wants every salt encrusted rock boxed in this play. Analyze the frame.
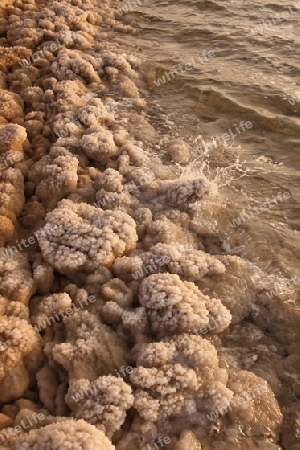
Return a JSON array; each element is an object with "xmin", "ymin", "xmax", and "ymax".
[
  {"xmin": 32, "ymin": 261, "xmax": 54, "ymax": 295},
  {"xmin": 28, "ymin": 146, "xmax": 78, "ymax": 209},
  {"xmin": 136, "ymin": 243, "xmax": 226, "ymax": 282},
  {"xmin": 174, "ymin": 431, "xmax": 202, "ymax": 450},
  {"xmin": 80, "ymin": 126, "xmax": 118, "ymax": 163},
  {"xmin": 0, "ymin": 123, "xmax": 27, "ymax": 154},
  {"xmin": 101, "ymin": 278, "xmax": 133, "ymax": 309},
  {"xmin": 19, "ymin": 200, "xmax": 46, "ymax": 229},
  {"xmin": 167, "ymin": 139, "xmax": 191, "ymax": 164},
  {"xmin": 77, "ymin": 98, "xmax": 114, "ymax": 127},
  {"xmin": 0, "ymin": 0, "xmax": 288, "ymax": 448},
  {"xmin": 198, "ymin": 255, "xmax": 258, "ymax": 324},
  {"xmin": 0, "ymin": 46, "xmax": 31, "ymax": 68},
  {"xmin": 228, "ymin": 371, "xmax": 283, "ymax": 441},
  {"xmin": 51, "ymin": 49, "xmax": 101, "ymax": 84},
  {"xmin": 21, "ymin": 86, "xmax": 44, "ymax": 103},
  {"xmin": 130, "ymin": 334, "xmax": 233, "ymax": 438},
  {"xmin": 163, "ymin": 178, "xmax": 210, "ymax": 208},
  {"xmin": 66, "ymin": 376, "xmax": 134, "ymax": 438},
  {"xmin": 30, "ymin": 293, "xmax": 73, "ymax": 330},
  {"xmin": 0, "ymin": 315, "xmax": 43, "ymax": 403},
  {"xmin": 94, "ymin": 168, "xmax": 139, "ymax": 212},
  {"xmin": 0, "ymin": 250, "xmax": 34, "ymax": 306},
  {"xmin": 0, "ymin": 90, "xmax": 24, "ymax": 120},
  {"xmin": 37, "ymin": 199, "xmax": 138, "ymax": 274},
  {"xmin": 133, "ymin": 207, "xmax": 153, "ymax": 239},
  {"xmin": 52, "ymin": 79, "xmax": 87, "ymax": 109},
  {"xmin": 142, "ymin": 217, "xmax": 197, "ymax": 250},
  {"xmin": 103, "ymin": 271, "xmax": 231, "ymax": 339},
  {"xmin": 139, "ymin": 273, "xmax": 211, "ymax": 336},
  {"xmin": 52, "ymin": 310, "xmax": 130, "ymax": 381},
  {"xmin": 9, "ymin": 419, "xmax": 115, "ymax": 449},
  {"xmin": 0, "ymin": 216, "xmax": 14, "ymax": 247},
  {"xmin": 0, "ymin": 169, "xmax": 25, "ymax": 234}
]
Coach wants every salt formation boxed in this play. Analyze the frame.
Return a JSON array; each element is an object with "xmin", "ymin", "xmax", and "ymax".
[
  {"xmin": 37, "ymin": 199, "xmax": 138, "ymax": 274},
  {"xmin": 9, "ymin": 419, "xmax": 115, "ymax": 449},
  {"xmin": 0, "ymin": 0, "xmax": 294, "ymax": 448}
]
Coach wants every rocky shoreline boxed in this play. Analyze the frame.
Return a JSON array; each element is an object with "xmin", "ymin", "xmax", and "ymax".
[{"xmin": 0, "ymin": 0, "xmax": 299, "ymax": 449}]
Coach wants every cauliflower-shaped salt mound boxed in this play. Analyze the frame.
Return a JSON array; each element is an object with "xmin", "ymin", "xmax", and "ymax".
[
  {"xmin": 66, "ymin": 376, "xmax": 134, "ymax": 438},
  {"xmin": 139, "ymin": 274, "xmax": 231, "ymax": 337},
  {"xmin": 101, "ymin": 52, "xmax": 137, "ymax": 79},
  {"xmin": 0, "ymin": 168, "xmax": 24, "ymax": 223},
  {"xmin": 0, "ymin": 90, "xmax": 24, "ymax": 120},
  {"xmin": 142, "ymin": 217, "xmax": 197, "ymax": 250},
  {"xmin": 139, "ymin": 243, "xmax": 226, "ymax": 282},
  {"xmin": 167, "ymin": 139, "xmax": 191, "ymax": 164},
  {"xmin": 28, "ymin": 147, "xmax": 78, "ymax": 208},
  {"xmin": 106, "ymin": 268, "xmax": 231, "ymax": 341},
  {"xmin": 51, "ymin": 49, "xmax": 101, "ymax": 83},
  {"xmin": 0, "ymin": 216, "xmax": 14, "ymax": 248},
  {"xmin": 7, "ymin": 13, "xmax": 44, "ymax": 48},
  {"xmin": 0, "ymin": 252, "xmax": 34, "ymax": 306},
  {"xmin": 228, "ymin": 370, "xmax": 283, "ymax": 441},
  {"xmin": 198, "ymin": 255, "xmax": 258, "ymax": 324},
  {"xmin": 130, "ymin": 335, "xmax": 233, "ymax": 435},
  {"xmin": 52, "ymin": 310, "xmax": 130, "ymax": 381},
  {"xmin": 101, "ymin": 278, "xmax": 133, "ymax": 309},
  {"xmin": 77, "ymin": 98, "xmax": 114, "ymax": 127},
  {"xmin": 94, "ymin": 168, "xmax": 124, "ymax": 193},
  {"xmin": 0, "ymin": 315, "xmax": 43, "ymax": 403},
  {"xmin": 0, "ymin": 46, "xmax": 31, "ymax": 68},
  {"xmin": 37, "ymin": 199, "xmax": 137, "ymax": 274},
  {"xmin": 80, "ymin": 126, "xmax": 118, "ymax": 162},
  {"xmin": 52, "ymin": 111, "xmax": 85, "ymax": 139},
  {"xmin": 0, "ymin": 123, "xmax": 26, "ymax": 157},
  {"xmin": 32, "ymin": 259, "xmax": 54, "ymax": 295},
  {"xmin": 163, "ymin": 178, "xmax": 210, "ymax": 208},
  {"xmin": 0, "ymin": 165, "xmax": 25, "ymax": 244},
  {"xmin": 9, "ymin": 419, "xmax": 115, "ymax": 449},
  {"xmin": 31, "ymin": 293, "xmax": 73, "ymax": 330},
  {"xmin": 94, "ymin": 168, "xmax": 138, "ymax": 211},
  {"xmin": 52, "ymin": 79, "xmax": 87, "ymax": 110}
]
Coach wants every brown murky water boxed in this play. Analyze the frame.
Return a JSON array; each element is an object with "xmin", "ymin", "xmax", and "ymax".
[{"xmin": 117, "ymin": 0, "xmax": 300, "ymax": 284}]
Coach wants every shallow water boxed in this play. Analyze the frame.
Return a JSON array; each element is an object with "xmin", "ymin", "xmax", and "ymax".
[{"xmin": 119, "ymin": 0, "xmax": 300, "ymax": 284}]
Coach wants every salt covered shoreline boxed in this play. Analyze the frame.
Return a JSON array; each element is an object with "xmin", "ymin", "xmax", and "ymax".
[{"xmin": 0, "ymin": 0, "xmax": 299, "ymax": 449}]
